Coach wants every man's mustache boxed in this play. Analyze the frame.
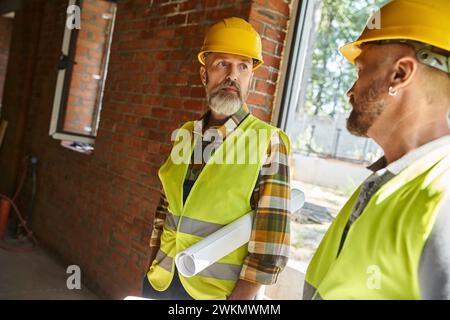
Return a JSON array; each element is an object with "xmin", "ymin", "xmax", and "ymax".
[{"xmin": 213, "ymin": 79, "xmax": 241, "ymax": 95}]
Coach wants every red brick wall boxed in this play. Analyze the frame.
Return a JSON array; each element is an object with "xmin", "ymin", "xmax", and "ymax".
[
  {"xmin": 0, "ymin": 0, "xmax": 292, "ymax": 298},
  {"xmin": 248, "ymin": 0, "xmax": 290, "ymax": 122},
  {"xmin": 0, "ymin": 17, "xmax": 13, "ymax": 108},
  {"xmin": 64, "ymin": 0, "xmax": 115, "ymax": 135}
]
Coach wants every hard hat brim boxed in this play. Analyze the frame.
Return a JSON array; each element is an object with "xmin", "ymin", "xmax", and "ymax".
[
  {"xmin": 340, "ymin": 29, "xmax": 450, "ymax": 65},
  {"xmin": 339, "ymin": 41, "xmax": 363, "ymax": 65},
  {"xmin": 198, "ymin": 49, "xmax": 264, "ymax": 70}
]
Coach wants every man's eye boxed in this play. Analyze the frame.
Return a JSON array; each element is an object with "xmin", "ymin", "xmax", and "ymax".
[
  {"xmin": 241, "ymin": 64, "xmax": 249, "ymax": 71},
  {"xmin": 217, "ymin": 61, "xmax": 227, "ymax": 67}
]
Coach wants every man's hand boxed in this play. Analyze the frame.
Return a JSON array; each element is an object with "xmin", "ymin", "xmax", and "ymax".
[{"xmin": 228, "ymin": 279, "xmax": 262, "ymax": 300}]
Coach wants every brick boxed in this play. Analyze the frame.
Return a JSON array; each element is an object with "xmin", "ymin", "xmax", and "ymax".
[
  {"xmin": 165, "ymin": 97, "xmax": 184, "ymax": 108},
  {"xmin": 174, "ymin": 74, "xmax": 188, "ymax": 86},
  {"xmin": 184, "ymin": 99, "xmax": 205, "ymax": 111},
  {"xmin": 143, "ymin": 95, "xmax": 162, "ymax": 106},
  {"xmin": 179, "ymin": 1, "xmax": 202, "ymax": 12},
  {"xmin": 265, "ymin": 27, "xmax": 286, "ymax": 43},
  {"xmin": 124, "ymin": 115, "xmax": 139, "ymax": 125},
  {"xmin": 158, "ymin": 3, "xmax": 180, "ymax": 16},
  {"xmin": 190, "ymin": 86, "xmax": 205, "ymax": 98},
  {"xmin": 262, "ymin": 38, "xmax": 278, "ymax": 55},
  {"xmin": 246, "ymin": 92, "xmax": 267, "ymax": 106},
  {"xmin": 152, "ymin": 108, "xmax": 172, "ymax": 119},
  {"xmin": 148, "ymin": 129, "xmax": 167, "ymax": 141},
  {"xmin": 170, "ymin": 50, "xmax": 190, "ymax": 61},
  {"xmin": 262, "ymin": 54, "xmax": 281, "ymax": 69},
  {"xmin": 255, "ymin": 80, "xmax": 276, "ymax": 96},
  {"xmin": 254, "ymin": 65, "xmax": 270, "ymax": 79},
  {"xmin": 266, "ymin": 0, "xmax": 290, "ymax": 17},
  {"xmin": 173, "ymin": 110, "xmax": 197, "ymax": 122},
  {"xmin": 133, "ymin": 105, "xmax": 151, "ymax": 116},
  {"xmin": 159, "ymin": 120, "xmax": 179, "ymax": 132},
  {"xmin": 250, "ymin": 7, "xmax": 288, "ymax": 27},
  {"xmin": 211, "ymin": 7, "xmax": 244, "ymax": 21},
  {"xmin": 250, "ymin": 106, "xmax": 271, "ymax": 122},
  {"xmin": 205, "ymin": 0, "xmax": 218, "ymax": 8},
  {"xmin": 167, "ymin": 14, "xmax": 187, "ymax": 26}
]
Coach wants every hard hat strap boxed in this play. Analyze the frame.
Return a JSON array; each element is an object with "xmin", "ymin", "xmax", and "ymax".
[{"xmin": 416, "ymin": 48, "xmax": 450, "ymax": 76}]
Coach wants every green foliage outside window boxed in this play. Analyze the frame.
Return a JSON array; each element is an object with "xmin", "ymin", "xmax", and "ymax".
[{"xmin": 304, "ymin": 0, "xmax": 389, "ymax": 117}]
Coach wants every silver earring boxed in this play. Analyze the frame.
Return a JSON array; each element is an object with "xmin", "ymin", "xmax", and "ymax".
[{"xmin": 389, "ymin": 86, "xmax": 398, "ymax": 96}]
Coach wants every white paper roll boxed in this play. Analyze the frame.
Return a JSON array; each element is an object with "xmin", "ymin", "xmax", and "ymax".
[
  {"xmin": 175, "ymin": 212, "xmax": 253, "ymax": 277},
  {"xmin": 175, "ymin": 188, "xmax": 305, "ymax": 277}
]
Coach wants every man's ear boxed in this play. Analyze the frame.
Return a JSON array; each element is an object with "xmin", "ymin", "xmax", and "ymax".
[
  {"xmin": 390, "ymin": 56, "xmax": 418, "ymax": 91},
  {"xmin": 200, "ymin": 66, "xmax": 207, "ymax": 86}
]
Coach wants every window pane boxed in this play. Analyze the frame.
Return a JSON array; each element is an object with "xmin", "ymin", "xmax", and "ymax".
[
  {"xmin": 286, "ymin": 0, "xmax": 389, "ymax": 267},
  {"xmin": 63, "ymin": 0, "xmax": 116, "ymax": 136}
]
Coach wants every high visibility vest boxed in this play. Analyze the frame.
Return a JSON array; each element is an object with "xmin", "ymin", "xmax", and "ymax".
[
  {"xmin": 147, "ymin": 114, "xmax": 290, "ymax": 300},
  {"xmin": 305, "ymin": 144, "xmax": 450, "ymax": 300}
]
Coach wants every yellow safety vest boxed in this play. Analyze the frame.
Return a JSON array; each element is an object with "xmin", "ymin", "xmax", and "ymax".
[
  {"xmin": 305, "ymin": 144, "xmax": 450, "ymax": 299},
  {"xmin": 147, "ymin": 114, "xmax": 290, "ymax": 300}
]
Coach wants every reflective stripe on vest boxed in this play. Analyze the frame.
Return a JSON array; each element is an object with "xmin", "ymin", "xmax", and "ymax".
[
  {"xmin": 164, "ymin": 212, "xmax": 179, "ymax": 231},
  {"xmin": 197, "ymin": 262, "xmax": 241, "ymax": 281},
  {"xmin": 305, "ymin": 145, "xmax": 450, "ymax": 300},
  {"xmin": 178, "ymin": 216, "xmax": 224, "ymax": 237},
  {"xmin": 155, "ymin": 250, "xmax": 172, "ymax": 273},
  {"xmin": 164, "ymin": 211, "xmax": 225, "ymax": 236}
]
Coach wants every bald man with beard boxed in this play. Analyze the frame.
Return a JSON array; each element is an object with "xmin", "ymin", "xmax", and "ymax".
[{"xmin": 303, "ymin": 0, "xmax": 450, "ymax": 300}]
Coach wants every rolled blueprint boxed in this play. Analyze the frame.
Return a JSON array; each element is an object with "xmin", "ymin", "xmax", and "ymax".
[{"xmin": 175, "ymin": 188, "xmax": 305, "ymax": 277}]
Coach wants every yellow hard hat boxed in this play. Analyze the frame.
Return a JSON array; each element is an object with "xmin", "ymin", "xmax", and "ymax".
[
  {"xmin": 198, "ymin": 17, "xmax": 264, "ymax": 70},
  {"xmin": 340, "ymin": 0, "xmax": 450, "ymax": 65}
]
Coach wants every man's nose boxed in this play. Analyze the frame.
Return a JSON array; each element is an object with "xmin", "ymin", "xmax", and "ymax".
[
  {"xmin": 226, "ymin": 65, "xmax": 239, "ymax": 82},
  {"xmin": 347, "ymin": 83, "xmax": 356, "ymax": 98}
]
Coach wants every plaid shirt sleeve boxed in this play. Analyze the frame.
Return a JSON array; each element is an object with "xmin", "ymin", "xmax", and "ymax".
[
  {"xmin": 239, "ymin": 131, "xmax": 291, "ymax": 285},
  {"xmin": 149, "ymin": 190, "xmax": 168, "ymax": 248}
]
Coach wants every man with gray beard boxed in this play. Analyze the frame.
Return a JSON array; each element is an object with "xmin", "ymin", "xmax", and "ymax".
[{"xmin": 143, "ymin": 17, "xmax": 292, "ymax": 300}]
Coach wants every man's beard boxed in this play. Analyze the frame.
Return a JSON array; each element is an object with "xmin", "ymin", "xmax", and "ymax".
[
  {"xmin": 207, "ymin": 79, "xmax": 244, "ymax": 116},
  {"xmin": 347, "ymin": 82, "xmax": 388, "ymax": 137}
]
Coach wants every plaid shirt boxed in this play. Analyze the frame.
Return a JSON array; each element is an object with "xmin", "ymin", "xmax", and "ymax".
[{"xmin": 150, "ymin": 105, "xmax": 291, "ymax": 285}]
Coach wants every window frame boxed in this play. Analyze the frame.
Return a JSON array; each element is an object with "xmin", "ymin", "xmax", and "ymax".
[
  {"xmin": 49, "ymin": 0, "xmax": 117, "ymax": 145},
  {"xmin": 276, "ymin": 0, "xmax": 316, "ymax": 134},
  {"xmin": 50, "ymin": 0, "xmax": 91, "ymax": 143}
]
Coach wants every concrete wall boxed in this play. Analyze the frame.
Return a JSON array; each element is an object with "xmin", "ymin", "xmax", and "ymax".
[
  {"xmin": 292, "ymin": 153, "xmax": 372, "ymax": 189},
  {"xmin": 290, "ymin": 113, "xmax": 383, "ymax": 163}
]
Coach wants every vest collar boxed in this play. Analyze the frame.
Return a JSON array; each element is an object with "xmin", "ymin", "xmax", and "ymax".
[{"xmin": 368, "ymin": 134, "xmax": 450, "ymax": 175}]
